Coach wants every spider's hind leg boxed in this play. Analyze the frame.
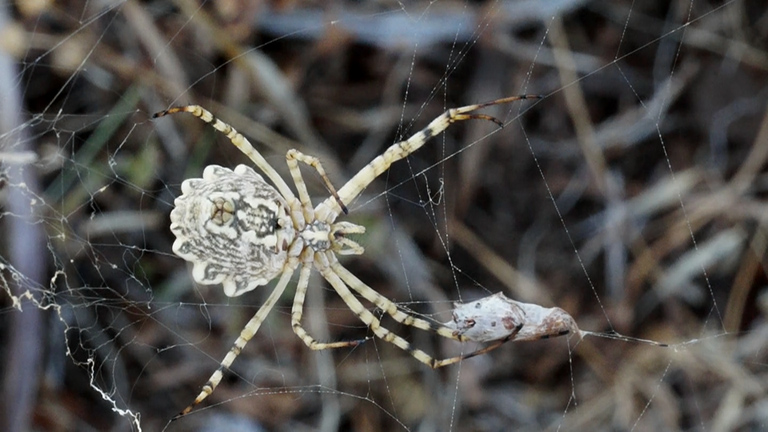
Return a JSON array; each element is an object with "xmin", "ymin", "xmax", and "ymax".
[{"xmin": 175, "ymin": 269, "xmax": 295, "ymax": 418}]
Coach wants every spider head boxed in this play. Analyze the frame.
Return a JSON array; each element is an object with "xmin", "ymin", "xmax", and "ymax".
[{"xmin": 330, "ymin": 221, "xmax": 365, "ymax": 255}]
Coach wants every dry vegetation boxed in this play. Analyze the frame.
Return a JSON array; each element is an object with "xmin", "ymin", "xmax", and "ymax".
[{"xmin": 1, "ymin": 1, "xmax": 767, "ymax": 431}]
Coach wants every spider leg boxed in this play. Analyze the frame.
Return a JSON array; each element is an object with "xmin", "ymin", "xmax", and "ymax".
[
  {"xmin": 329, "ymin": 259, "xmax": 467, "ymax": 342},
  {"xmin": 286, "ymin": 149, "xmax": 348, "ymax": 215},
  {"xmin": 316, "ymin": 251, "xmax": 442, "ymax": 368},
  {"xmin": 322, "ymin": 95, "xmax": 542, "ymax": 216},
  {"xmin": 175, "ymin": 268, "xmax": 295, "ymax": 419},
  {"xmin": 291, "ymin": 262, "xmax": 368, "ymax": 349},
  {"xmin": 154, "ymin": 105, "xmax": 296, "ymax": 202},
  {"xmin": 430, "ymin": 323, "xmax": 523, "ymax": 368},
  {"xmin": 328, "ymin": 254, "xmax": 526, "ymax": 369}
]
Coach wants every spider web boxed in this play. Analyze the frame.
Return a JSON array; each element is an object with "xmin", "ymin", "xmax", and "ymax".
[{"xmin": 1, "ymin": 1, "xmax": 766, "ymax": 431}]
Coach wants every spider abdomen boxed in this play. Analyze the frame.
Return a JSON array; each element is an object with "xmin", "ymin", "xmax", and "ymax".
[{"xmin": 170, "ymin": 164, "xmax": 295, "ymax": 297}]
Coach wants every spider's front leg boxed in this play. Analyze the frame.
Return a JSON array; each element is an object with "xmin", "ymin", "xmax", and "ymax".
[
  {"xmin": 430, "ymin": 323, "xmax": 525, "ymax": 368},
  {"xmin": 329, "ymin": 259, "xmax": 469, "ymax": 342},
  {"xmin": 315, "ymin": 251, "xmax": 445, "ymax": 368},
  {"xmin": 322, "ymin": 94, "xmax": 543, "ymax": 216}
]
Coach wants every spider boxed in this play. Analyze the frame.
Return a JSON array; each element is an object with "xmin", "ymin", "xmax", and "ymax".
[{"xmin": 153, "ymin": 94, "xmax": 541, "ymax": 417}]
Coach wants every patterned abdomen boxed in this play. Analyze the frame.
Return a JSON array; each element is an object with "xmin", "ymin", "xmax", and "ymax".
[{"xmin": 170, "ymin": 164, "xmax": 295, "ymax": 296}]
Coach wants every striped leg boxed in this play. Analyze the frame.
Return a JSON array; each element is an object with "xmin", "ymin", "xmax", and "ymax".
[
  {"xmin": 153, "ymin": 105, "xmax": 296, "ymax": 202},
  {"xmin": 176, "ymin": 269, "xmax": 294, "ymax": 418},
  {"xmin": 291, "ymin": 263, "xmax": 367, "ymax": 349},
  {"xmin": 315, "ymin": 252, "xmax": 441, "ymax": 368},
  {"xmin": 430, "ymin": 324, "xmax": 523, "ymax": 368},
  {"xmin": 322, "ymin": 252, "xmax": 526, "ymax": 368},
  {"xmin": 286, "ymin": 149, "xmax": 348, "ymax": 215},
  {"xmin": 323, "ymin": 95, "xmax": 543, "ymax": 216},
  {"xmin": 300, "ymin": 255, "xmax": 520, "ymax": 368},
  {"xmin": 329, "ymin": 259, "xmax": 467, "ymax": 342}
]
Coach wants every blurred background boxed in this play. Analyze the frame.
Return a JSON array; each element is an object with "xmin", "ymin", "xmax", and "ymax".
[{"xmin": 1, "ymin": 1, "xmax": 766, "ymax": 431}]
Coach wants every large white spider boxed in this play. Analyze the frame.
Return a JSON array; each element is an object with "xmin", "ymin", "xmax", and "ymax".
[{"xmin": 154, "ymin": 94, "xmax": 540, "ymax": 416}]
